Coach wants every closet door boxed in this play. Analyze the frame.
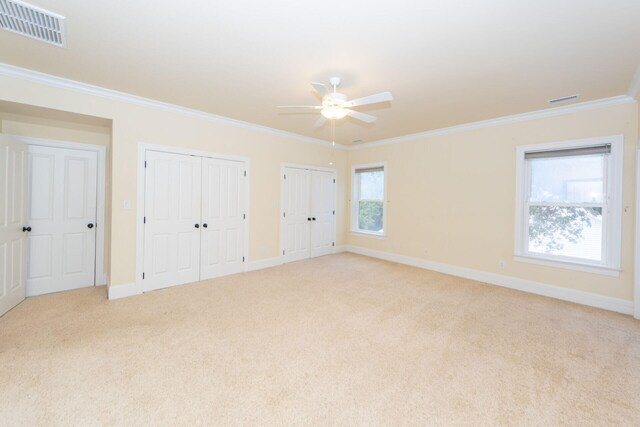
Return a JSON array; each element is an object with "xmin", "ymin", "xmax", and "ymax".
[
  {"xmin": 282, "ymin": 167, "xmax": 311, "ymax": 262},
  {"xmin": 310, "ymin": 170, "xmax": 336, "ymax": 258},
  {"xmin": 26, "ymin": 145, "xmax": 98, "ymax": 296},
  {"xmin": 200, "ymin": 158, "xmax": 245, "ymax": 280},
  {"xmin": 143, "ymin": 151, "xmax": 201, "ymax": 291}
]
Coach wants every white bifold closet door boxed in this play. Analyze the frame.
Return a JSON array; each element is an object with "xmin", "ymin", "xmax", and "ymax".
[
  {"xmin": 143, "ymin": 151, "xmax": 246, "ymax": 292},
  {"xmin": 282, "ymin": 168, "xmax": 311, "ymax": 263},
  {"xmin": 282, "ymin": 167, "xmax": 335, "ymax": 263},
  {"xmin": 26, "ymin": 145, "xmax": 98, "ymax": 296},
  {"xmin": 310, "ymin": 170, "xmax": 336, "ymax": 258},
  {"xmin": 200, "ymin": 158, "xmax": 245, "ymax": 280},
  {"xmin": 143, "ymin": 151, "xmax": 202, "ymax": 291},
  {"xmin": 0, "ymin": 135, "xmax": 27, "ymax": 316}
]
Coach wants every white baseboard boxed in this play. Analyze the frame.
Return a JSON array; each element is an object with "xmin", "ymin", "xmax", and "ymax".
[
  {"xmin": 344, "ymin": 245, "xmax": 634, "ymax": 316},
  {"xmin": 108, "ymin": 282, "xmax": 143, "ymax": 300},
  {"xmin": 247, "ymin": 257, "xmax": 284, "ymax": 272}
]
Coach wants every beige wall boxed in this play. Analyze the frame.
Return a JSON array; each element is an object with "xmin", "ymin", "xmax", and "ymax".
[
  {"xmin": 0, "ymin": 74, "xmax": 349, "ymax": 289},
  {"xmin": 347, "ymin": 103, "xmax": 638, "ymax": 300},
  {"xmin": 1, "ymin": 70, "xmax": 637, "ymax": 302}
]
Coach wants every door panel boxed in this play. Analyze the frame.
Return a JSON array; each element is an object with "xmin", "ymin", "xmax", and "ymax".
[
  {"xmin": 282, "ymin": 167, "xmax": 311, "ymax": 262},
  {"xmin": 143, "ymin": 151, "xmax": 201, "ymax": 291},
  {"xmin": 200, "ymin": 158, "xmax": 245, "ymax": 280},
  {"xmin": 26, "ymin": 145, "xmax": 98, "ymax": 296},
  {"xmin": 311, "ymin": 170, "xmax": 336, "ymax": 258},
  {"xmin": 0, "ymin": 135, "xmax": 27, "ymax": 316}
]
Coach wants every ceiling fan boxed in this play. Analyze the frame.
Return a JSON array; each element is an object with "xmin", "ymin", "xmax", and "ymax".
[{"xmin": 277, "ymin": 77, "xmax": 393, "ymax": 128}]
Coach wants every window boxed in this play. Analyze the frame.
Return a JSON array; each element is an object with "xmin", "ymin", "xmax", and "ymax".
[
  {"xmin": 352, "ymin": 163, "xmax": 387, "ymax": 236},
  {"xmin": 515, "ymin": 136, "xmax": 623, "ymax": 275}
]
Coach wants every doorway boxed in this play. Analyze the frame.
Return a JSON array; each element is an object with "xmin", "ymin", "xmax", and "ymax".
[{"xmin": 0, "ymin": 135, "xmax": 106, "ymax": 316}]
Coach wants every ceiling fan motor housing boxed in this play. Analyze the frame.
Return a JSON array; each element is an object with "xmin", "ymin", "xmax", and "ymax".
[{"xmin": 323, "ymin": 92, "xmax": 347, "ymax": 107}]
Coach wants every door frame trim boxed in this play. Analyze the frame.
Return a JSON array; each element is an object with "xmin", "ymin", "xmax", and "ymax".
[
  {"xmin": 280, "ymin": 163, "xmax": 338, "ymax": 263},
  {"xmin": 635, "ymin": 146, "xmax": 640, "ymax": 319},
  {"xmin": 14, "ymin": 135, "xmax": 108, "ymax": 287},
  {"xmin": 135, "ymin": 143, "xmax": 250, "ymax": 294}
]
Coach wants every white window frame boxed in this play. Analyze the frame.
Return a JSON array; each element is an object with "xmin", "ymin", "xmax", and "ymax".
[
  {"xmin": 351, "ymin": 162, "xmax": 388, "ymax": 237},
  {"xmin": 514, "ymin": 135, "xmax": 623, "ymax": 277}
]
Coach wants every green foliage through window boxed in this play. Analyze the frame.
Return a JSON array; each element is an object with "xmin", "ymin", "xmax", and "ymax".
[
  {"xmin": 528, "ymin": 206, "xmax": 602, "ymax": 252},
  {"xmin": 359, "ymin": 200, "xmax": 383, "ymax": 232}
]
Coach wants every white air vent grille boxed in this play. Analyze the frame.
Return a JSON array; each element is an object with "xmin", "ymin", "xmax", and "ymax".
[{"xmin": 0, "ymin": 0, "xmax": 66, "ymax": 47}]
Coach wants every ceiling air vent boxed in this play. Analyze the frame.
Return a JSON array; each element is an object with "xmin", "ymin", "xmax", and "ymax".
[
  {"xmin": 0, "ymin": 0, "xmax": 66, "ymax": 47},
  {"xmin": 548, "ymin": 94, "xmax": 579, "ymax": 105}
]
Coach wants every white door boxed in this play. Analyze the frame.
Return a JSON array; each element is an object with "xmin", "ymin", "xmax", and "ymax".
[
  {"xmin": 143, "ymin": 151, "xmax": 201, "ymax": 291},
  {"xmin": 0, "ymin": 136, "xmax": 27, "ymax": 316},
  {"xmin": 26, "ymin": 145, "xmax": 98, "ymax": 296},
  {"xmin": 200, "ymin": 157, "xmax": 246, "ymax": 280},
  {"xmin": 282, "ymin": 167, "xmax": 311, "ymax": 262},
  {"xmin": 310, "ymin": 170, "xmax": 336, "ymax": 258}
]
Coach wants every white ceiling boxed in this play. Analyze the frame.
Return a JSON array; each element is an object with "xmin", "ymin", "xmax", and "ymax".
[{"xmin": 1, "ymin": 0, "xmax": 639, "ymax": 145}]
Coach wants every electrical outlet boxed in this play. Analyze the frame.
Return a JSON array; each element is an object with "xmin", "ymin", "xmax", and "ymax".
[{"xmin": 499, "ymin": 260, "xmax": 506, "ymax": 270}]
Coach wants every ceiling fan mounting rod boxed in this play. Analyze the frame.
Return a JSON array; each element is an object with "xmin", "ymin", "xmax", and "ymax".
[{"xmin": 329, "ymin": 77, "xmax": 341, "ymax": 93}]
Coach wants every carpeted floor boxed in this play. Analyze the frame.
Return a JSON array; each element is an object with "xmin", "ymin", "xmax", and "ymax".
[{"xmin": 1, "ymin": 253, "xmax": 639, "ymax": 426}]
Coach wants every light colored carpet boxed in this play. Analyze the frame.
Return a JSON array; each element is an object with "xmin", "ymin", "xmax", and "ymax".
[{"xmin": 1, "ymin": 253, "xmax": 639, "ymax": 426}]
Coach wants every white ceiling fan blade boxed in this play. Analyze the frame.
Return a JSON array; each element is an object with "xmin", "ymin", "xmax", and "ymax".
[
  {"xmin": 345, "ymin": 109, "xmax": 377, "ymax": 123},
  {"xmin": 276, "ymin": 105, "xmax": 322, "ymax": 109},
  {"xmin": 343, "ymin": 91, "xmax": 393, "ymax": 108},
  {"xmin": 314, "ymin": 116, "xmax": 327, "ymax": 128},
  {"xmin": 311, "ymin": 82, "xmax": 327, "ymax": 96}
]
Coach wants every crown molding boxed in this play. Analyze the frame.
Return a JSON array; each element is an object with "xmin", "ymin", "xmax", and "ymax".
[
  {"xmin": 349, "ymin": 95, "xmax": 636, "ymax": 150},
  {"xmin": 628, "ymin": 65, "xmax": 640, "ymax": 101},
  {"xmin": 0, "ymin": 62, "xmax": 348, "ymax": 150}
]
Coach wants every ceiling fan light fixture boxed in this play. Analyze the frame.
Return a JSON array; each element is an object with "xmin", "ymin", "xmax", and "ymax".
[{"xmin": 321, "ymin": 106, "xmax": 348, "ymax": 120}]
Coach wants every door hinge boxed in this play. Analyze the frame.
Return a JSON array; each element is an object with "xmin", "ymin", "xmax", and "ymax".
[
  {"xmin": 142, "ymin": 272, "xmax": 145, "ymax": 279},
  {"xmin": 144, "ymin": 160, "xmax": 147, "ymax": 168},
  {"xmin": 333, "ymin": 210, "xmax": 335, "ymax": 215},
  {"xmin": 242, "ymin": 257, "xmax": 245, "ymax": 262},
  {"xmin": 284, "ymin": 174, "xmax": 286, "ymax": 179},
  {"xmin": 143, "ymin": 216, "xmax": 146, "ymax": 223},
  {"xmin": 244, "ymin": 170, "xmax": 247, "ymax": 177},
  {"xmin": 333, "ymin": 178, "xmax": 335, "ymax": 183},
  {"xmin": 283, "ymin": 212, "xmax": 286, "ymax": 218},
  {"xmin": 332, "ymin": 242, "xmax": 335, "ymax": 246},
  {"xmin": 283, "ymin": 250, "xmax": 285, "ymax": 255},
  {"xmin": 243, "ymin": 213, "xmax": 246, "ymax": 219}
]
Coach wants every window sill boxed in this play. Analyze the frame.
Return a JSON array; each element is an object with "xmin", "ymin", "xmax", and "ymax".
[
  {"xmin": 350, "ymin": 230, "xmax": 387, "ymax": 240},
  {"xmin": 513, "ymin": 254, "xmax": 620, "ymax": 277}
]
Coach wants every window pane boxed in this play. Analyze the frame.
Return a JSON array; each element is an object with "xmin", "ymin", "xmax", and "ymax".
[
  {"xmin": 359, "ymin": 171, "xmax": 384, "ymax": 200},
  {"xmin": 529, "ymin": 154, "xmax": 604, "ymax": 203},
  {"xmin": 358, "ymin": 200, "xmax": 383, "ymax": 232},
  {"xmin": 527, "ymin": 206, "xmax": 603, "ymax": 261}
]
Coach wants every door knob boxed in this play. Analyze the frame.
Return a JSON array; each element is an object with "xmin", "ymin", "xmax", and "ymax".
[
  {"xmin": 202, "ymin": 223, "xmax": 208, "ymax": 228},
  {"xmin": 307, "ymin": 217, "xmax": 311, "ymax": 221},
  {"xmin": 87, "ymin": 223, "xmax": 94, "ymax": 229},
  {"xmin": 195, "ymin": 224, "xmax": 200, "ymax": 228},
  {"xmin": 22, "ymin": 226, "xmax": 31, "ymax": 232},
  {"xmin": 312, "ymin": 217, "xmax": 316, "ymax": 221}
]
